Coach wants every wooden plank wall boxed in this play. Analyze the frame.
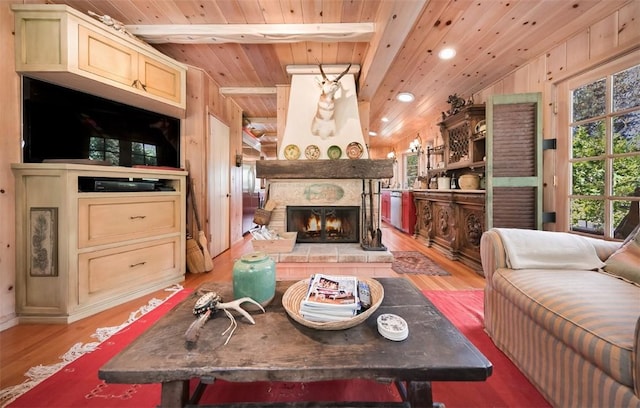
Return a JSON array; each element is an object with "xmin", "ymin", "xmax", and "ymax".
[
  {"xmin": 0, "ymin": 2, "xmax": 22, "ymax": 329},
  {"xmin": 474, "ymin": 2, "xmax": 640, "ymax": 231}
]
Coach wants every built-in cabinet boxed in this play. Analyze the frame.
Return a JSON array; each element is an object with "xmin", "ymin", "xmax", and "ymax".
[
  {"xmin": 413, "ymin": 190, "xmax": 485, "ymax": 273},
  {"xmin": 11, "ymin": 164, "xmax": 187, "ymax": 323},
  {"xmin": 12, "ymin": 4, "xmax": 187, "ymax": 118}
]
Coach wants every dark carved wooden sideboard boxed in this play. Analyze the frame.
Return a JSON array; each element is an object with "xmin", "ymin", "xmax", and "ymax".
[{"xmin": 413, "ymin": 190, "xmax": 485, "ymax": 274}]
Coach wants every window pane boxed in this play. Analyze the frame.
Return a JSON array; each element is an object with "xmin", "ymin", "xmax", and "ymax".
[
  {"xmin": 89, "ymin": 136, "xmax": 104, "ymax": 150},
  {"xmin": 613, "ymin": 64, "xmax": 640, "ymax": 111},
  {"xmin": 105, "ymin": 138, "xmax": 119, "ymax": 152},
  {"xmin": 572, "ymin": 79, "xmax": 605, "ymax": 122},
  {"xmin": 613, "ymin": 111, "xmax": 640, "ymax": 154},
  {"xmin": 570, "ymin": 198, "xmax": 604, "ymax": 236},
  {"xmin": 132, "ymin": 142, "xmax": 144, "ymax": 155},
  {"xmin": 613, "ymin": 199, "xmax": 639, "ymax": 239},
  {"xmin": 144, "ymin": 144, "xmax": 157, "ymax": 157},
  {"xmin": 132, "ymin": 154, "xmax": 145, "ymax": 165},
  {"xmin": 572, "ymin": 120, "xmax": 605, "ymax": 158},
  {"xmin": 105, "ymin": 152, "xmax": 119, "ymax": 165},
  {"xmin": 406, "ymin": 154, "xmax": 419, "ymax": 188},
  {"xmin": 89, "ymin": 151, "xmax": 104, "ymax": 160},
  {"xmin": 572, "ymin": 160, "xmax": 604, "ymax": 195},
  {"xmin": 612, "ymin": 156, "xmax": 640, "ymax": 196}
]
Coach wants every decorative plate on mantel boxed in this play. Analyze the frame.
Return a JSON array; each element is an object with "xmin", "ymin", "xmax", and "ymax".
[
  {"xmin": 284, "ymin": 144, "xmax": 301, "ymax": 160},
  {"xmin": 346, "ymin": 142, "xmax": 364, "ymax": 159},
  {"xmin": 304, "ymin": 144, "xmax": 321, "ymax": 160},
  {"xmin": 327, "ymin": 145, "xmax": 342, "ymax": 160}
]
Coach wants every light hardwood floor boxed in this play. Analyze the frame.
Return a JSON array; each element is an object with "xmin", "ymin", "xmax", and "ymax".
[{"xmin": 0, "ymin": 223, "xmax": 485, "ymax": 391}]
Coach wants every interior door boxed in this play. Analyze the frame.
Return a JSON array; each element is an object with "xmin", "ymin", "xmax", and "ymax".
[
  {"xmin": 207, "ymin": 115, "xmax": 230, "ymax": 257},
  {"xmin": 486, "ymin": 93, "xmax": 543, "ymax": 230}
]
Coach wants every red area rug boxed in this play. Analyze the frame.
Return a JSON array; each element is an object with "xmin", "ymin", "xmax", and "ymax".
[
  {"xmin": 3, "ymin": 289, "xmax": 550, "ymax": 407},
  {"xmin": 426, "ymin": 290, "xmax": 550, "ymax": 407},
  {"xmin": 390, "ymin": 251, "xmax": 451, "ymax": 276}
]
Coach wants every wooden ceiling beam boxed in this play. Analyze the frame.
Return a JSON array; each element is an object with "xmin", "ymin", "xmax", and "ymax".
[
  {"xmin": 124, "ymin": 23, "xmax": 375, "ymax": 44},
  {"xmin": 246, "ymin": 117, "xmax": 277, "ymax": 124}
]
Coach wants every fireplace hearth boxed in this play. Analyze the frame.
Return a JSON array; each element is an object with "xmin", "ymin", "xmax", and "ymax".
[{"xmin": 287, "ymin": 206, "xmax": 359, "ymax": 243}]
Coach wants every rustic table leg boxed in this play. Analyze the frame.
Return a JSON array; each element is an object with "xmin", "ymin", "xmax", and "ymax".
[
  {"xmin": 160, "ymin": 380, "xmax": 189, "ymax": 408},
  {"xmin": 407, "ymin": 380, "xmax": 433, "ymax": 408}
]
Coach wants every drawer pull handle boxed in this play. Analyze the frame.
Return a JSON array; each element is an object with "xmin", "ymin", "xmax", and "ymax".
[
  {"xmin": 130, "ymin": 262, "xmax": 147, "ymax": 268},
  {"xmin": 130, "ymin": 215, "xmax": 147, "ymax": 220}
]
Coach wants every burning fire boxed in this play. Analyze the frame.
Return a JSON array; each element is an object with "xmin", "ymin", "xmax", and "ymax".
[{"xmin": 305, "ymin": 214, "xmax": 343, "ymax": 233}]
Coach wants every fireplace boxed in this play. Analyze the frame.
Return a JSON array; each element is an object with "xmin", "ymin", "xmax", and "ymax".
[{"xmin": 287, "ymin": 206, "xmax": 359, "ymax": 243}]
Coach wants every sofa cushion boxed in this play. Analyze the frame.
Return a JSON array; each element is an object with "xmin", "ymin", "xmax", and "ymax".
[
  {"xmin": 492, "ymin": 268, "xmax": 640, "ymax": 388},
  {"xmin": 602, "ymin": 224, "xmax": 640, "ymax": 286},
  {"xmin": 494, "ymin": 228, "xmax": 605, "ymax": 270}
]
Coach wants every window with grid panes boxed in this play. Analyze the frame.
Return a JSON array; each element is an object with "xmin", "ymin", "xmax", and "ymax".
[
  {"xmin": 569, "ymin": 62, "xmax": 640, "ymax": 239},
  {"xmin": 404, "ymin": 152, "xmax": 419, "ymax": 189}
]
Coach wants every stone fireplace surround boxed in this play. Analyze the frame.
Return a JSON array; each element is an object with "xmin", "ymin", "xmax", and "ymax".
[{"xmin": 256, "ymin": 159, "xmax": 396, "ymax": 280}]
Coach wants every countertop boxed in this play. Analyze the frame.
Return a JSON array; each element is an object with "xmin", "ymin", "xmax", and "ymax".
[{"xmin": 382, "ymin": 188, "xmax": 485, "ymax": 193}]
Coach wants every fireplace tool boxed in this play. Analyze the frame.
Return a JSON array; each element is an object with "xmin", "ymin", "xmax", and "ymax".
[{"xmin": 361, "ymin": 179, "xmax": 386, "ymax": 251}]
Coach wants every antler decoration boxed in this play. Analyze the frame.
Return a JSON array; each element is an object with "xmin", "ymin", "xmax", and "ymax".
[
  {"xmin": 185, "ymin": 290, "xmax": 265, "ymax": 346},
  {"xmin": 311, "ymin": 63, "xmax": 352, "ymax": 139}
]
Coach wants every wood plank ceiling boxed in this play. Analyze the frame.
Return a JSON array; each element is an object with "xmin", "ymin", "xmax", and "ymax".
[{"xmin": 51, "ymin": 0, "xmax": 629, "ymax": 157}]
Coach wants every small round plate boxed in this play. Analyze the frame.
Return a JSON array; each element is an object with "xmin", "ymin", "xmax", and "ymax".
[
  {"xmin": 284, "ymin": 144, "xmax": 301, "ymax": 160},
  {"xmin": 327, "ymin": 145, "xmax": 342, "ymax": 160},
  {"xmin": 346, "ymin": 142, "xmax": 364, "ymax": 159},
  {"xmin": 304, "ymin": 144, "xmax": 321, "ymax": 160}
]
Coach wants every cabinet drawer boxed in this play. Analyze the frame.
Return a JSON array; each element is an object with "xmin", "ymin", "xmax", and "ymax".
[
  {"xmin": 78, "ymin": 237, "xmax": 181, "ymax": 305},
  {"xmin": 78, "ymin": 196, "xmax": 180, "ymax": 248}
]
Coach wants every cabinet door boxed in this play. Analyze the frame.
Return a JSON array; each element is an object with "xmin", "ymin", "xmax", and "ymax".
[
  {"xmin": 402, "ymin": 191, "xmax": 416, "ymax": 234},
  {"xmin": 138, "ymin": 54, "xmax": 183, "ymax": 104},
  {"xmin": 381, "ymin": 191, "xmax": 391, "ymax": 222},
  {"xmin": 78, "ymin": 25, "xmax": 137, "ymax": 87}
]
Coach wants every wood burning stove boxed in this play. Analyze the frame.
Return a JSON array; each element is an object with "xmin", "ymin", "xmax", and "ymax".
[{"xmin": 286, "ymin": 206, "xmax": 359, "ymax": 243}]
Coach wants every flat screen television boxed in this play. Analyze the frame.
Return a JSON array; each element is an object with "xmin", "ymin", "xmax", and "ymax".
[{"xmin": 22, "ymin": 78, "xmax": 180, "ymax": 168}]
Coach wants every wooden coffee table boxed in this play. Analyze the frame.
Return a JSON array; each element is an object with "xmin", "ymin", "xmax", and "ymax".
[{"xmin": 99, "ymin": 278, "xmax": 492, "ymax": 407}]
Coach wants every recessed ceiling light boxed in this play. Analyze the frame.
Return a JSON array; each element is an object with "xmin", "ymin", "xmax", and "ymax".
[
  {"xmin": 397, "ymin": 92, "xmax": 415, "ymax": 103},
  {"xmin": 381, "ymin": 117, "xmax": 389, "ymax": 123},
  {"xmin": 369, "ymin": 131, "xmax": 378, "ymax": 137},
  {"xmin": 438, "ymin": 47, "xmax": 456, "ymax": 60}
]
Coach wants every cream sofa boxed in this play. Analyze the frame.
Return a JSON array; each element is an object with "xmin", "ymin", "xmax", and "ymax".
[{"xmin": 480, "ymin": 228, "xmax": 640, "ymax": 408}]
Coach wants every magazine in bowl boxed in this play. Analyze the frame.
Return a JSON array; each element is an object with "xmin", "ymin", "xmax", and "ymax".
[{"xmin": 282, "ymin": 276, "xmax": 384, "ymax": 330}]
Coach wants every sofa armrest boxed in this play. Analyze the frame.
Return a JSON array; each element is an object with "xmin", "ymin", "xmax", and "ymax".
[{"xmin": 480, "ymin": 229, "xmax": 508, "ymax": 284}]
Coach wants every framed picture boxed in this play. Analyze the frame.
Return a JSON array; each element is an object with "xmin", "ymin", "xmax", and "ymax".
[{"xmin": 29, "ymin": 207, "xmax": 58, "ymax": 277}]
